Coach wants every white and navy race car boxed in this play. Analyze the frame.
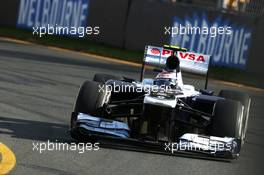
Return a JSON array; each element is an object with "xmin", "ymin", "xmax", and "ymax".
[{"xmin": 70, "ymin": 45, "xmax": 251, "ymax": 160}]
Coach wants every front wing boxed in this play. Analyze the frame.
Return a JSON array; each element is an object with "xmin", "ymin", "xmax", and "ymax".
[{"xmin": 71, "ymin": 112, "xmax": 241, "ymax": 160}]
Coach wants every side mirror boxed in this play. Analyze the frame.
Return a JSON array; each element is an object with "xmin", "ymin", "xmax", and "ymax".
[{"xmin": 200, "ymin": 89, "xmax": 214, "ymax": 96}]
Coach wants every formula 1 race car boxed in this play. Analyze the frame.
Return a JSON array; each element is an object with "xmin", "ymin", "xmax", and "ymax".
[{"xmin": 70, "ymin": 45, "xmax": 251, "ymax": 160}]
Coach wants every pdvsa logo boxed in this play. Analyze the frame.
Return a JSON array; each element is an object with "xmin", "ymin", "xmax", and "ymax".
[{"xmin": 178, "ymin": 52, "xmax": 205, "ymax": 62}]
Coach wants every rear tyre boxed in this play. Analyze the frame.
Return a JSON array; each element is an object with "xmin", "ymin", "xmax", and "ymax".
[
  {"xmin": 219, "ymin": 90, "xmax": 251, "ymax": 143},
  {"xmin": 93, "ymin": 73, "xmax": 121, "ymax": 83},
  {"xmin": 71, "ymin": 80, "xmax": 108, "ymax": 141},
  {"xmin": 210, "ymin": 99, "xmax": 243, "ymax": 140}
]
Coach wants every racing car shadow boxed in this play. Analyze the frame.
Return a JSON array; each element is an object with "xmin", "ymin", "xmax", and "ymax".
[{"xmin": 0, "ymin": 116, "xmax": 72, "ymax": 142}]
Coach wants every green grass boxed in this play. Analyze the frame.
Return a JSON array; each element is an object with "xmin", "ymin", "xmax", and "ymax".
[
  {"xmin": 0, "ymin": 27, "xmax": 143, "ymax": 63},
  {"xmin": 0, "ymin": 27, "xmax": 262, "ymax": 88}
]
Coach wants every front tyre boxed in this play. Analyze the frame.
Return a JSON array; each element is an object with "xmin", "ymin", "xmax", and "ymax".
[
  {"xmin": 93, "ymin": 73, "xmax": 121, "ymax": 83},
  {"xmin": 73, "ymin": 80, "xmax": 107, "ymax": 114},
  {"xmin": 210, "ymin": 99, "xmax": 243, "ymax": 140},
  {"xmin": 219, "ymin": 90, "xmax": 251, "ymax": 144}
]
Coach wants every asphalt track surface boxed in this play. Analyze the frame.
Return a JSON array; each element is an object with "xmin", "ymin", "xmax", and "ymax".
[{"xmin": 0, "ymin": 39, "xmax": 263, "ymax": 175}]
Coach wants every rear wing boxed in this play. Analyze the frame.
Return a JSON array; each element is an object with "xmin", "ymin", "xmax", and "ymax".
[{"xmin": 140, "ymin": 45, "xmax": 212, "ymax": 89}]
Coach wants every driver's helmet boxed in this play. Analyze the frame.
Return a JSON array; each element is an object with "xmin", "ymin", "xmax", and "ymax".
[{"xmin": 154, "ymin": 70, "xmax": 178, "ymax": 88}]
